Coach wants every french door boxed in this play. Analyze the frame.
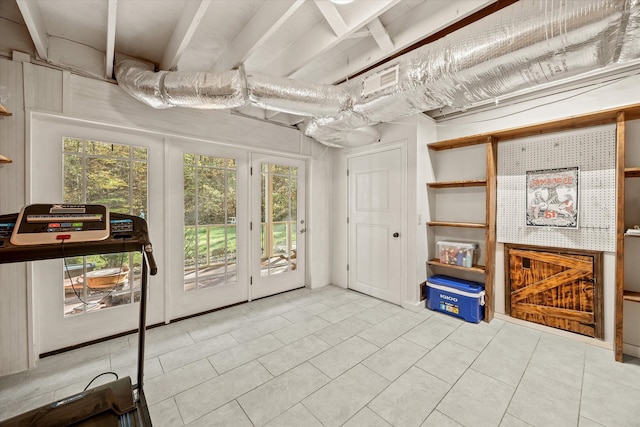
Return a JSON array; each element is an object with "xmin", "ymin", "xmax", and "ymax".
[
  {"xmin": 30, "ymin": 116, "xmax": 164, "ymax": 354},
  {"xmin": 250, "ymin": 154, "xmax": 306, "ymax": 299},
  {"xmin": 167, "ymin": 140, "xmax": 249, "ymax": 320}
]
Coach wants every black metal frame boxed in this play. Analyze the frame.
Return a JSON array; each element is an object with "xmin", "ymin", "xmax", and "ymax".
[{"xmin": 0, "ymin": 211, "xmax": 157, "ymax": 425}]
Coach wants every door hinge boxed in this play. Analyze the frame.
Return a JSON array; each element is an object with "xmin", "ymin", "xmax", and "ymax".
[
  {"xmin": 250, "ymin": 222, "xmax": 253, "ymax": 231},
  {"xmin": 250, "ymin": 166, "xmax": 253, "ymax": 175},
  {"xmin": 250, "ymin": 276, "xmax": 253, "ymax": 285},
  {"xmin": 347, "ymin": 169, "xmax": 349, "ymax": 176},
  {"xmin": 347, "ymin": 264, "xmax": 349, "ymax": 271},
  {"xmin": 347, "ymin": 217, "xmax": 349, "ymax": 224}
]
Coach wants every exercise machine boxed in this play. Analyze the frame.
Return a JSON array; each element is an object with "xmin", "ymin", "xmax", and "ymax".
[{"xmin": 0, "ymin": 204, "xmax": 157, "ymax": 426}]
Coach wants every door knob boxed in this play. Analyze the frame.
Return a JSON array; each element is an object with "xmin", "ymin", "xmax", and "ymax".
[{"xmin": 393, "ymin": 232, "xmax": 399, "ymax": 238}]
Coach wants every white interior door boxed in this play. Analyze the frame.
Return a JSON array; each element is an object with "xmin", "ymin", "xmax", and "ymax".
[
  {"xmin": 251, "ymin": 154, "xmax": 306, "ymax": 300},
  {"xmin": 167, "ymin": 140, "xmax": 249, "ymax": 320},
  {"xmin": 348, "ymin": 146, "xmax": 404, "ymax": 304}
]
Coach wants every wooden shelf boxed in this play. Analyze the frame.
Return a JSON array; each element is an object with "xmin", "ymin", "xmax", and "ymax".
[
  {"xmin": 0, "ymin": 104, "xmax": 11, "ymax": 116},
  {"xmin": 427, "ymin": 259, "xmax": 485, "ymax": 274},
  {"xmin": 427, "ymin": 221, "xmax": 486, "ymax": 229},
  {"xmin": 623, "ymin": 290, "xmax": 640, "ymax": 303},
  {"xmin": 427, "ymin": 179, "xmax": 486, "ymax": 188},
  {"xmin": 625, "ymin": 167, "xmax": 640, "ymax": 178},
  {"xmin": 428, "ymin": 103, "xmax": 640, "ymax": 151}
]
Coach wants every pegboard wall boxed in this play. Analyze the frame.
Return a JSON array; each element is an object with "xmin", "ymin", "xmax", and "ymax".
[{"xmin": 497, "ymin": 125, "xmax": 616, "ymax": 252}]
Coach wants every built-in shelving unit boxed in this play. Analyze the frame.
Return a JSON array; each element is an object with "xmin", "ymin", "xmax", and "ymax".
[
  {"xmin": 426, "ymin": 138, "xmax": 497, "ymax": 322},
  {"xmin": 0, "ymin": 104, "xmax": 12, "ymax": 163},
  {"xmin": 617, "ymin": 117, "xmax": 640, "ymax": 361},
  {"xmin": 428, "ymin": 103, "xmax": 640, "ymax": 357}
]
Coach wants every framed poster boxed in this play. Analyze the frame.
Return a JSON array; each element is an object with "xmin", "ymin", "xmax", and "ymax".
[{"xmin": 526, "ymin": 167, "xmax": 578, "ymax": 228}]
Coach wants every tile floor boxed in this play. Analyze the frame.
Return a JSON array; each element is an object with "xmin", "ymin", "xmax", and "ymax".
[{"xmin": 1, "ymin": 285, "xmax": 640, "ymax": 426}]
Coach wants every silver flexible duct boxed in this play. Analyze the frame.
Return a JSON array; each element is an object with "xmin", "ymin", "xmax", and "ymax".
[{"xmin": 115, "ymin": 0, "xmax": 640, "ymax": 148}]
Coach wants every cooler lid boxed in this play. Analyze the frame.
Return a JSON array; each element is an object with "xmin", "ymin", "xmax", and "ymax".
[{"xmin": 427, "ymin": 274, "xmax": 484, "ymax": 293}]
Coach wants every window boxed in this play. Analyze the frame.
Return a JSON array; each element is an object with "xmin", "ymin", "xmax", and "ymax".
[
  {"xmin": 62, "ymin": 138, "xmax": 148, "ymax": 317},
  {"xmin": 260, "ymin": 164, "xmax": 298, "ymax": 276},
  {"xmin": 183, "ymin": 154, "xmax": 237, "ymax": 291}
]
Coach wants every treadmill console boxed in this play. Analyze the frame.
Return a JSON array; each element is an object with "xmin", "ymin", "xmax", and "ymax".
[{"xmin": 10, "ymin": 204, "xmax": 109, "ymax": 245}]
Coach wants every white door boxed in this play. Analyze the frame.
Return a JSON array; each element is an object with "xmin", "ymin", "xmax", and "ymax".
[
  {"xmin": 30, "ymin": 117, "xmax": 164, "ymax": 354},
  {"xmin": 251, "ymin": 154, "xmax": 306, "ymax": 299},
  {"xmin": 348, "ymin": 146, "xmax": 405, "ymax": 304},
  {"xmin": 167, "ymin": 140, "xmax": 249, "ymax": 319}
]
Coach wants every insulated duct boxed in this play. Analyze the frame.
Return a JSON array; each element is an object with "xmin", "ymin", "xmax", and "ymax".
[{"xmin": 115, "ymin": 0, "xmax": 640, "ymax": 148}]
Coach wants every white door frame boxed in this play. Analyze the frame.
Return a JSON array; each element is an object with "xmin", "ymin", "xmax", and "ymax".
[{"xmin": 346, "ymin": 141, "xmax": 407, "ymax": 306}]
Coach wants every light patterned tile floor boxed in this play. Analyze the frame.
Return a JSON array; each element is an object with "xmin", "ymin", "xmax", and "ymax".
[{"xmin": 1, "ymin": 285, "xmax": 640, "ymax": 426}]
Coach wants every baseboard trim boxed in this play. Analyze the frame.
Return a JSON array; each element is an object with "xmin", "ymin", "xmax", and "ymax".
[
  {"xmin": 493, "ymin": 313, "xmax": 612, "ymax": 350},
  {"xmin": 623, "ymin": 342, "xmax": 640, "ymax": 358}
]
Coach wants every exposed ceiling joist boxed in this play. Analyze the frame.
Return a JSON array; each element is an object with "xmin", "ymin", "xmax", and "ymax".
[
  {"xmin": 262, "ymin": 0, "xmax": 403, "ymax": 78},
  {"xmin": 366, "ymin": 18, "xmax": 394, "ymax": 54},
  {"xmin": 313, "ymin": 0, "xmax": 348, "ymax": 37},
  {"xmin": 105, "ymin": 0, "xmax": 118, "ymax": 79},
  {"xmin": 211, "ymin": 0, "xmax": 305, "ymax": 73},
  {"xmin": 15, "ymin": 0, "xmax": 48, "ymax": 60},
  {"xmin": 160, "ymin": 0, "xmax": 212, "ymax": 71},
  {"xmin": 332, "ymin": 0, "xmax": 503, "ymax": 84}
]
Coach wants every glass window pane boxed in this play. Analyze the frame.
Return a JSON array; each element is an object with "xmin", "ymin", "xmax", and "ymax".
[
  {"xmin": 271, "ymin": 165, "xmax": 289, "ymax": 175},
  {"xmin": 198, "ymin": 168, "xmax": 225, "ymax": 225},
  {"xmin": 184, "ymin": 153, "xmax": 238, "ymax": 292},
  {"xmin": 63, "ymin": 138, "xmax": 83, "ymax": 153},
  {"xmin": 184, "ymin": 153, "xmax": 196, "ymax": 165},
  {"xmin": 63, "ymin": 138, "xmax": 148, "ymax": 316},
  {"xmin": 184, "ymin": 166, "xmax": 196, "ymax": 226},
  {"xmin": 86, "ymin": 158, "xmax": 130, "ymax": 213},
  {"xmin": 133, "ymin": 147, "xmax": 147, "ymax": 159},
  {"xmin": 272, "ymin": 174, "xmax": 291, "ymax": 222},
  {"xmin": 63, "ymin": 154, "xmax": 83, "ymax": 203},
  {"xmin": 133, "ymin": 160, "xmax": 148, "ymax": 219},
  {"xmin": 260, "ymin": 162, "xmax": 298, "ymax": 277}
]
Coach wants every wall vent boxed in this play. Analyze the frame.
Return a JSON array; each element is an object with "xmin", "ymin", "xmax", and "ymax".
[{"xmin": 361, "ymin": 64, "xmax": 399, "ymax": 97}]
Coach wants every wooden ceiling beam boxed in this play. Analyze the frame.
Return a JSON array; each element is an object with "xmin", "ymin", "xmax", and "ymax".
[
  {"xmin": 15, "ymin": 0, "xmax": 48, "ymax": 60},
  {"xmin": 105, "ymin": 0, "xmax": 118, "ymax": 79},
  {"xmin": 262, "ymin": 0, "xmax": 402, "ymax": 78},
  {"xmin": 212, "ymin": 0, "xmax": 305, "ymax": 72},
  {"xmin": 366, "ymin": 18, "xmax": 394, "ymax": 54},
  {"xmin": 313, "ymin": 0, "xmax": 348, "ymax": 37},
  {"xmin": 160, "ymin": 0, "xmax": 212, "ymax": 71}
]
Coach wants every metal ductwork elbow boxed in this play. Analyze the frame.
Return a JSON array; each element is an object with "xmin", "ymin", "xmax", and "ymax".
[{"xmin": 115, "ymin": 0, "xmax": 640, "ymax": 148}]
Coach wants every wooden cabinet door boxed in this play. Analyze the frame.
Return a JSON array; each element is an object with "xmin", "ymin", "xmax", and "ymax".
[{"xmin": 505, "ymin": 245, "xmax": 603, "ymax": 338}]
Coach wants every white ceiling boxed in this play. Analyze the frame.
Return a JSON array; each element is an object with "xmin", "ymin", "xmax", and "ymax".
[
  {"xmin": 2, "ymin": 0, "xmax": 498, "ymax": 124},
  {"xmin": 3, "ymin": 0, "xmax": 638, "ymax": 130}
]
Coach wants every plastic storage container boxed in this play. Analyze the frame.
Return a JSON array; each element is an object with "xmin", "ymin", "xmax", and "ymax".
[
  {"xmin": 426, "ymin": 275, "xmax": 485, "ymax": 323},
  {"xmin": 437, "ymin": 241, "xmax": 479, "ymax": 268}
]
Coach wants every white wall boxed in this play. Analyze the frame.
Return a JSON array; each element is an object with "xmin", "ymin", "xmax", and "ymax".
[
  {"xmin": 431, "ymin": 73, "xmax": 640, "ymax": 349},
  {"xmin": 0, "ymin": 57, "xmax": 333, "ymax": 375}
]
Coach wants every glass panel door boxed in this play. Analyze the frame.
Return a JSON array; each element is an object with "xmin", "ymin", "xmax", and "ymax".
[
  {"xmin": 168, "ymin": 141, "xmax": 248, "ymax": 320},
  {"xmin": 251, "ymin": 154, "xmax": 305, "ymax": 299}
]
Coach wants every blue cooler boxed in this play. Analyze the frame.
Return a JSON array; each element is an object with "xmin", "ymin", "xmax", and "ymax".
[{"xmin": 426, "ymin": 275, "xmax": 485, "ymax": 323}]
